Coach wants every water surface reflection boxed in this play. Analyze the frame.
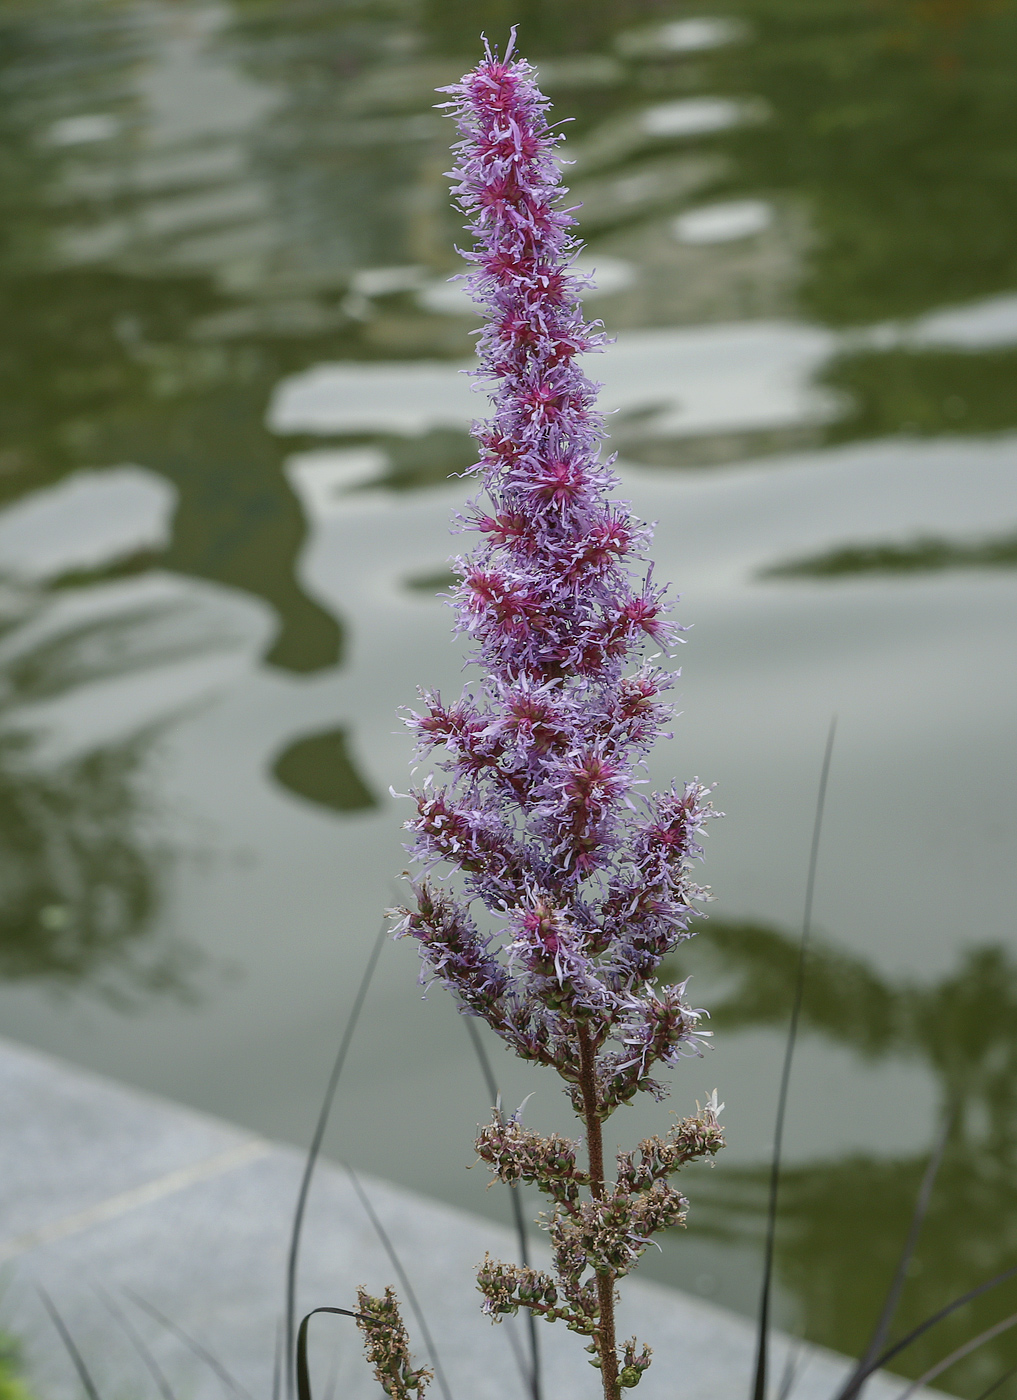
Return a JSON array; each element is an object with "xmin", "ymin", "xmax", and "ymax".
[
  {"xmin": 672, "ymin": 922, "xmax": 1017, "ymax": 1396},
  {"xmin": 0, "ymin": 580, "xmax": 214, "ymax": 1001}
]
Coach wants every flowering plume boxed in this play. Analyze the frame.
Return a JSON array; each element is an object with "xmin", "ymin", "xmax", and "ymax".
[
  {"xmin": 395, "ymin": 31, "xmax": 716, "ymax": 1113},
  {"xmin": 388, "ymin": 34, "xmax": 723, "ymax": 1400}
]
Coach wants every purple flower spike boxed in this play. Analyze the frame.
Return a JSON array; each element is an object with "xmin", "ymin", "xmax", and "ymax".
[
  {"xmin": 394, "ymin": 34, "xmax": 716, "ymax": 1105},
  {"xmin": 373, "ymin": 38, "xmax": 724, "ymax": 1400}
]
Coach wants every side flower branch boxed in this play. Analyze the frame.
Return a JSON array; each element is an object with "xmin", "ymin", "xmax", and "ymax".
[{"xmin": 475, "ymin": 1096, "xmax": 723, "ymax": 1379}]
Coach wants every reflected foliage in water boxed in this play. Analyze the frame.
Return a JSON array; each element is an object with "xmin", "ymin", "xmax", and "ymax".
[
  {"xmin": 823, "ymin": 347, "xmax": 1017, "ymax": 445},
  {"xmin": 0, "ymin": 730, "xmax": 172, "ymax": 1000},
  {"xmin": 97, "ymin": 373, "xmax": 346, "ymax": 674},
  {"xmin": 0, "ymin": 590, "xmax": 205, "ymax": 1003},
  {"xmin": 0, "ymin": 2, "xmax": 346, "ymax": 674},
  {"xmin": 403, "ymin": 568, "xmax": 458, "ymax": 595},
  {"xmin": 670, "ymin": 922, "xmax": 1017, "ymax": 1395},
  {"xmin": 0, "ymin": 595, "xmax": 226, "ymax": 704},
  {"xmin": 0, "ymin": 264, "xmax": 348, "ymax": 671},
  {"xmin": 687, "ymin": 0, "xmax": 1017, "ymax": 458},
  {"xmin": 710, "ymin": 0, "xmax": 1017, "ymax": 325},
  {"xmin": 5, "ymin": 0, "xmax": 1012, "ymax": 532},
  {"xmin": 760, "ymin": 529, "xmax": 1017, "ymax": 578},
  {"xmin": 271, "ymin": 727, "xmax": 377, "ymax": 814},
  {"xmin": 366, "ymin": 429, "xmax": 479, "ymax": 493}
]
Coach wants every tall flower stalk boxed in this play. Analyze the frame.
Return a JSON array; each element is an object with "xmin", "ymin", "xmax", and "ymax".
[{"xmin": 376, "ymin": 32, "xmax": 723, "ymax": 1400}]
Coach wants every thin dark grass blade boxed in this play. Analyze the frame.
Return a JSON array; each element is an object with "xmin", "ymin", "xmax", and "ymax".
[
  {"xmin": 344, "ymin": 1162, "xmax": 454, "ymax": 1400},
  {"xmin": 123, "ymin": 1287, "xmax": 252, "ymax": 1400},
  {"xmin": 95, "ymin": 1285, "xmax": 177, "ymax": 1400},
  {"xmin": 37, "ymin": 1286, "xmax": 102, "ymax": 1400},
  {"xmin": 836, "ymin": 1112, "xmax": 954, "ymax": 1400},
  {"xmin": 464, "ymin": 1016, "xmax": 542, "ymax": 1400},
  {"xmin": 273, "ymin": 1318, "xmax": 283, "ymax": 1400},
  {"xmin": 751, "ymin": 718, "xmax": 837, "ymax": 1400},
  {"xmin": 853, "ymin": 1262, "xmax": 1017, "ymax": 1386},
  {"xmin": 286, "ymin": 920, "xmax": 387, "ymax": 1400},
  {"xmin": 893, "ymin": 1310, "xmax": 1017, "ymax": 1400},
  {"xmin": 973, "ymin": 1361, "xmax": 1017, "ymax": 1400},
  {"xmin": 464, "ymin": 1016, "xmax": 500, "ymax": 1118},
  {"xmin": 295, "ymin": 1308, "xmax": 367, "ymax": 1400}
]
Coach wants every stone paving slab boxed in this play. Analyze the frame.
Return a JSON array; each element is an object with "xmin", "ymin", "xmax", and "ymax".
[{"xmin": 0, "ymin": 1036, "xmax": 933, "ymax": 1400}]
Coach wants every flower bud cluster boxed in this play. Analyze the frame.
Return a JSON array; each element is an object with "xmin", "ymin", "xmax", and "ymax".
[
  {"xmin": 475, "ymin": 1117, "xmax": 588, "ymax": 1204},
  {"xmin": 355, "ymin": 1287, "xmax": 432, "ymax": 1400},
  {"xmin": 476, "ymin": 1255, "xmax": 564, "ymax": 1323},
  {"xmin": 619, "ymin": 1339, "xmax": 654, "ymax": 1390},
  {"xmin": 615, "ymin": 1099, "xmax": 724, "ymax": 1194}
]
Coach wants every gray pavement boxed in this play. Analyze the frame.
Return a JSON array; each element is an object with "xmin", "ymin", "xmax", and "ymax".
[{"xmin": 0, "ymin": 1036, "xmax": 932, "ymax": 1400}]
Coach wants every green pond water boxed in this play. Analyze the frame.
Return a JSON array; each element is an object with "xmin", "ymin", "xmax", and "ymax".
[{"xmin": 0, "ymin": 0, "xmax": 1015, "ymax": 1391}]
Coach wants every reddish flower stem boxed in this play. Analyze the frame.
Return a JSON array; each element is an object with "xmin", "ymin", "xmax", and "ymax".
[{"xmin": 576, "ymin": 1022, "xmax": 621, "ymax": 1400}]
